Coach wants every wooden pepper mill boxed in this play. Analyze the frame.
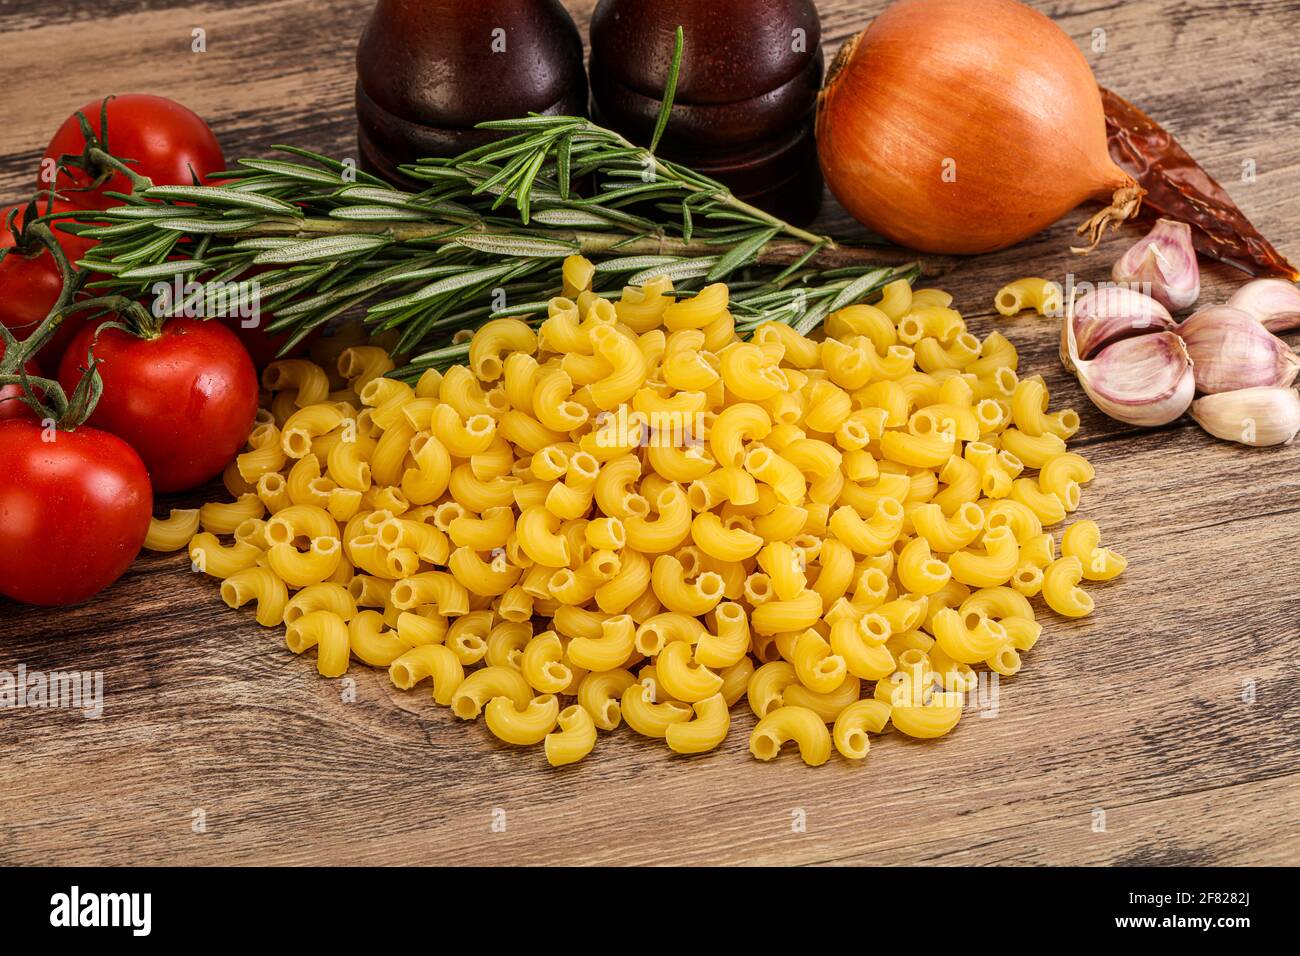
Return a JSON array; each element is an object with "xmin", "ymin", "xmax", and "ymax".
[
  {"xmin": 356, "ymin": 0, "xmax": 588, "ymax": 185},
  {"xmin": 589, "ymin": 0, "xmax": 824, "ymax": 224}
]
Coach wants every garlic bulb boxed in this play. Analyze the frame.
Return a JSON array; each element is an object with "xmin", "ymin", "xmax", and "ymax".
[
  {"xmin": 1191, "ymin": 387, "xmax": 1300, "ymax": 446},
  {"xmin": 1062, "ymin": 304, "xmax": 1194, "ymax": 426},
  {"xmin": 1112, "ymin": 218, "xmax": 1200, "ymax": 312},
  {"xmin": 1065, "ymin": 286, "xmax": 1176, "ymax": 362},
  {"xmin": 1225, "ymin": 278, "xmax": 1300, "ymax": 333},
  {"xmin": 1176, "ymin": 306, "xmax": 1300, "ymax": 394}
]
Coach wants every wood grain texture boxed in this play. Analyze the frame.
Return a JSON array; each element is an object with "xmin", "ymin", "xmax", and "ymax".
[{"xmin": 1, "ymin": 0, "xmax": 1297, "ymax": 867}]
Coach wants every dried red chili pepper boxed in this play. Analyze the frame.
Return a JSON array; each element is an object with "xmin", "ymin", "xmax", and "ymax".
[{"xmin": 1101, "ymin": 87, "xmax": 1298, "ymax": 282}]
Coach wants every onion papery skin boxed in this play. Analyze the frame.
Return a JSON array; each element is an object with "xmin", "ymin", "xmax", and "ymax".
[{"xmin": 816, "ymin": 0, "xmax": 1138, "ymax": 254}]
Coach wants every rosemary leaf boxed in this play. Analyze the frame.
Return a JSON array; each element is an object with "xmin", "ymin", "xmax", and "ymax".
[
  {"xmin": 331, "ymin": 186, "xmax": 455, "ymax": 213},
  {"xmin": 707, "ymin": 227, "xmax": 779, "ymax": 281},
  {"xmin": 650, "ymin": 26, "xmax": 685, "ymax": 154},
  {"xmin": 773, "ymin": 240, "xmax": 827, "ymax": 285},
  {"xmin": 328, "ymin": 206, "xmax": 435, "ymax": 221},
  {"xmin": 594, "ymin": 256, "xmax": 683, "ymax": 274},
  {"xmin": 271, "ymin": 145, "xmax": 387, "ymax": 185},
  {"xmin": 532, "ymin": 208, "xmax": 619, "ymax": 228},
  {"xmin": 155, "ymin": 218, "xmax": 261, "ymax": 233},
  {"xmin": 826, "ymin": 267, "xmax": 898, "ymax": 313},
  {"xmin": 117, "ymin": 260, "xmax": 210, "ymax": 281},
  {"xmin": 490, "ymin": 300, "xmax": 553, "ymax": 318},
  {"xmin": 253, "ymin": 234, "xmax": 390, "ymax": 264},
  {"xmin": 74, "ymin": 221, "xmax": 156, "ymax": 240},
  {"xmin": 238, "ymin": 159, "xmax": 345, "ymax": 184},
  {"xmin": 368, "ymin": 263, "xmax": 518, "ymax": 315},
  {"xmin": 476, "ymin": 116, "xmax": 587, "ymax": 131},
  {"xmin": 556, "ymin": 133, "xmax": 573, "ymax": 201},
  {"xmin": 454, "ymin": 235, "xmax": 578, "ymax": 258},
  {"xmin": 95, "ymin": 206, "xmax": 202, "ymax": 220},
  {"xmin": 630, "ymin": 258, "xmax": 719, "ymax": 285},
  {"xmin": 514, "ymin": 149, "xmax": 550, "ymax": 223},
  {"xmin": 378, "ymin": 264, "xmax": 466, "ymax": 285},
  {"xmin": 108, "ymin": 231, "xmax": 179, "ymax": 265},
  {"xmin": 143, "ymin": 185, "xmax": 303, "ymax": 216}
]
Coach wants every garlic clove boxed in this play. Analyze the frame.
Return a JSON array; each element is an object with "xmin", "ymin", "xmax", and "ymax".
[
  {"xmin": 1176, "ymin": 305, "xmax": 1300, "ymax": 394},
  {"xmin": 1071, "ymin": 331, "xmax": 1195, "ymax": 427},
  {"xmin": 1112, "ymin": 218, "xmax": 1201, "ymax": 312},
  {"xmin": 1191, "ymin": 387, "xmax": 1300, "ymax": 447},
  {"xmin": 1225, "ymin": 278, "xmax": 1300, "ymax": 334},
  {"xmin": 1063, "ymin": 286, "xmax": 1176, "ymax": 363}
]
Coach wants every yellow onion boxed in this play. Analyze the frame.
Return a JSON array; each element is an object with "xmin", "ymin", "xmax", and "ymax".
[{"xmin": 816, "ymin": 0, "xmax": 1143, "ymax": 255}]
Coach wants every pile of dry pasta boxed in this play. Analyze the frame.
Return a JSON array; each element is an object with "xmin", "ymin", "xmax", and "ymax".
[{"xmin": 145, "ymin": 256, "xmax": 1125, "ymax": 767}]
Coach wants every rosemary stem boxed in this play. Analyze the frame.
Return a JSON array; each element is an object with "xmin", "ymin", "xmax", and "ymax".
[{"xmin": 226, "ymin": 217, "xmax": 940, "ymax": 273}]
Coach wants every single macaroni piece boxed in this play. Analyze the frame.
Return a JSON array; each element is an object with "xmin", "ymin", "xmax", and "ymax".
[
  {"xmin": 220, "ymin": 567, "xmax": 289, "ymax": 627},
  {"xmin": 833, "ymin": 698, "xmax": 892, "ymax": 759},
  {"xmin": 656, "ymin": 639, "xmax": 724, "ymax": 703},
  {"xmin": 189, "ymin": 533, "xmax": 261, "ymax": 579},
  {"xmin": 1042, "ymin": 556, "xmax": 1095, "ymax": 618},
  {"xmin": 545, "ymin": 705, "xmax": 598, "ymax": 766},
  {"xmin": 267, "ymin": 537, "xmax": 344, "ymax": 588},
  {"xmin": 994, "ymin": 277, "xmax": 1063, "ymax": 317},
  {"xmin": 486, "ymin": 694, "xmax": 560, "ymax": 746},
  {"xmin": 1061, "ymin": 520, "xmax": 1127, "ymax": 581},
  {"xmin": 621, "ymin": 680, "xmax": 693, "ymax": 738},
  {"xmin": 784, "ymin": 673, "xmax": 861, "ymax": 721},
  {"xmin": 285, "ymin": 610, "xmax": 350, "ymax": 678},
  {"xmin": 666, "ymin": 693, "xmax": 731, "ymax": 754},
  {"xmin": 750, "ymin": 706, "xmax": 833, "ymax": 766},
  {"xmin": 948, "ymin": 526, "xmax": 1020, "ymax": 588},
  {"xmin": 264, "ymin": 359, "xmax": 331, "ymax": 408},
  {"xmin": 188, "ymin": 260, "xmax": 1123, "ymax": 769},
  {"xmin": 145, "ymin": 509, "xmax": 201, "ymax": 552},
  {"xmin": 390, "ymin": 644, "xmax": 464, "ymax": 704},
  {"xmin": 451, "ymin": 666, "xmax": 532, "ymax": 719},
  {"xmin": 1039, "ymin": 453, "xmax": 1096, "ymax": 513},
  {"xmin": 238, "ymin": 423, "xmax": 289, "ymax": 482},
  {"xmin": 348, "ymin": 611, "xmax": 409, "ymax": 667},
  {"xmin": 577, "ymin": 668, "xmax": 637, "ymax": 731},
  {"xmin": 199, "ymin": 494, "xmax": 265, "ymax": 535}
]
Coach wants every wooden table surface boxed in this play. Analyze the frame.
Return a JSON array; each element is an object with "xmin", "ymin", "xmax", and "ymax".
[{"xmin": 1, "ymin": 0, "xmax": 1296, "ymax": 867}]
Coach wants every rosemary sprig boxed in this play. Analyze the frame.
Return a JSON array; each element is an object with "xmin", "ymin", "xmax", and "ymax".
[
  {"xmin": 70, "ymin": 133, "xmax": 923, "ymax": 358},
  {"xmin": 68, "ymin": 34, "xmax": 930, "ymax": 367}
]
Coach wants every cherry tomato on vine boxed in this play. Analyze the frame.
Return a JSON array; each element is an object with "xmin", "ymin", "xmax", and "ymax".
[
  {"xmin": 0, "ymin": 203, "xmax": 63, "ymax": 345},
  {"xmin": 0, "ymin": 339, "xmax": 41, "ymax": 422},
  {"xmin": 0, "ymin": 419, "xmax": 152, "ymax": 607},
  {"xmin": 0, "ymin": 202, "xmax": 92, "ymax": 374},
  {"xmin": 40, "ymin": 94, "xmax": 226, "ymax": 209},
  {"xmin": 58, "ymin": 318, "xmax": 259, "ymax": 494}
]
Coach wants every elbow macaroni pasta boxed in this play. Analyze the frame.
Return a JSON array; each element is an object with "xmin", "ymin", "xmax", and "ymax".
[{"xmin": 186, "ymin": 258, "xmax": 1123, "ymax": 768}]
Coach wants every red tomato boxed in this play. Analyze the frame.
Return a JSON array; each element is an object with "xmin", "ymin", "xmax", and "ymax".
[
  {"xmin": 0, "ymin": 419, "xmax": 152, "ymax": 607},
  {"xmin": 0, "ymin": 202, "xmax": 94, "ymax": 374},
  {"xmin": 58, "ymin": 318, "xmax": 259, "ymax": 493},
  {"xmin": 0, "ymin": 203, "xmax": 64, "ymax": 346},
  {"xmin": 0, "ymin": 338, "xmax": 41, "ymax": 421},
  {"xmin": 40, "ymin": 94, "xmax": 225, "ymax": 210}
]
